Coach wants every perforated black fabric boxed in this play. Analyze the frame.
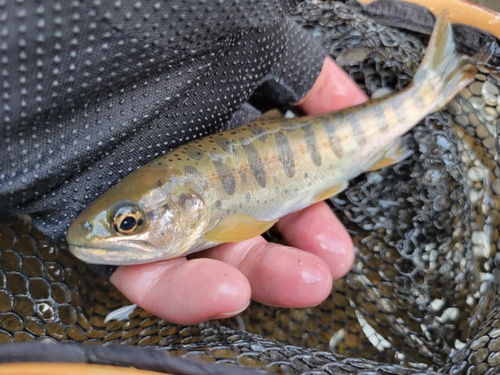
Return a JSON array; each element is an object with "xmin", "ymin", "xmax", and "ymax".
[{"xmin": 0, "ymin": 0, "xmax": 325, "ymax": 239}]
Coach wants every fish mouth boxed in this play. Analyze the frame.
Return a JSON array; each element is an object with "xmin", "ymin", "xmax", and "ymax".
[{"xmin": 68, "ymin": 244, "xmax": 159, "ymax": 266}]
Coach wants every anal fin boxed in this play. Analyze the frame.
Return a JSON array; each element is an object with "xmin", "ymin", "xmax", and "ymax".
[
  {"xmin": 365, "ymin": 138, "xmax": 413, "ymax": 172},
  {"xmin": 204, "ymin": 214, "xmax": 278, "ymax": 243},
  {"xmin": 313, "ymin": 182, "xmax": 348, "ymax": 203}
]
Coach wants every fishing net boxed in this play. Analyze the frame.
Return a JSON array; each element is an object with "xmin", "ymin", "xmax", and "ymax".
[{"xmin": 0, "ymin": 1, "xmax": 499, "ymax": 374}]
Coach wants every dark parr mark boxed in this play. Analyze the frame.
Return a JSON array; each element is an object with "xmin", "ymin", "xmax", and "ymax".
[
  {"xmin": 185, "ymin": 146, "xmax": 205, "ymax": 160},
  {"xmin": 347, "ymin": 112, "xmax": 366, "ymax": 146},
  {"xmin": 236, "ymin": 167, "xmax": 247, "ymax": 183},
  {"xmin": 274, "ymin": 131, "xmax": 295, "ymax": 178},
  {"xmin": 372, "ymin": 106, "xmax": 388, "ymax": 132},
  {"xmin": 211, "ymin": 158, "xmax": 236, "ymax": 195},
  {"xmin": 247, "ymin": 123, "xmax": 268, "ymax": 142},
  {"xmin": 319, "ymin": 117, "xmax": 343, "ymax": 158},
  {"xmin": 214, "ymin": 135, "xmax": 235, "ymax": 155},
  {"xmin": 303, "ymin": 123, "xmax": 321, "ymax": 166},
  {"xmin": 240, "ymin": 138, "xmax": 266, "ymax": 188}
]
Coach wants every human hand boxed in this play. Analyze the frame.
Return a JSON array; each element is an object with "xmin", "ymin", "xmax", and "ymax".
[{"xmin": 110, "ymin": 56, "xmax": 368, "ymax": 325}]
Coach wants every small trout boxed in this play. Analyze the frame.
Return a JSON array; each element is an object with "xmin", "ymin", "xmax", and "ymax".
[{"xmin": 67, "ymin": 12, "xmax": 476, "ymax": 265}]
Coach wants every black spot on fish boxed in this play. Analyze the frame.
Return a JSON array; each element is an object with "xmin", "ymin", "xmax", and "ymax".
[
  {"xmin": 303, "ymin": 122, "xmax": 321, "ymax": 166},
  {"xmin": 245, "ymin": 192, "xmax": 251, "ymax": 202},
  {"xmin": 240, "ymin": 138, "xmax": 266, "ymax": 188},
  {"xmin": 215, "ymin": 200, "xmax": 222, "ymax": 210},
  {"xmin": 185, "ymin": 146, "xmax": 205, "ymax": 160},
  {"xmin": 247, "ymin": 123, "xmax": 268, "ymax": 142},
  {"xmin": 274, "ymin": 131, "xmax": 295, "ymax": 178},
  {"xmin": 214, "ymin": 135, "xmax": 235, "ymax": 155},
  {"xmin": 157, "ymin": 179, "xmax": 163, "ymax": 187}
]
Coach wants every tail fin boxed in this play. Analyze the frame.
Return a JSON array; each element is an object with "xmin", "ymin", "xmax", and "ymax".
[{"xmin": 414, "ymin": 11, "xmax": 477, "ymax": 110}]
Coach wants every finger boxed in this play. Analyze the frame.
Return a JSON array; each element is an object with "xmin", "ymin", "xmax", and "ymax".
[
  {"xmin": 192, "ymin": 237, "xmax": 333, "ymax": 307},
  {"xmin": 110, "ymin": 258, "xmax": 251, "ymax": 325},
  {"xmin": 276, "ymin": 202, "xmax": 354, "ymax": 279},
  {"xmin": 295, "ymin": 56, "xmax": 368, "ymax": 114}
]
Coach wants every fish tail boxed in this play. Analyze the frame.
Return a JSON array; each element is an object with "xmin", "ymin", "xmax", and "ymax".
[{"xmin": 414, "ymin": 10, "xmax": 476, "ymax": 111}]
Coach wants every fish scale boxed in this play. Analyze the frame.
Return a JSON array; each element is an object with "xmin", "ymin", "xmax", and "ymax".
[{"xmin": 66, "ymin": 11, "xmax": 478, "ymax": 265}]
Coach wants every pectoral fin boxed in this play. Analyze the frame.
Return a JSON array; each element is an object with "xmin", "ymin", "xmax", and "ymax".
[
  {"xmin": 313, "ymin": 182, "xmax": 349, "ymax": 203},
  {"xmin": 365, "ymin": 138, "xmax": 413, "ymax": 172},
  {"xmin": 204, "ymin": 214, "xmax": 278, "ymax": 243}
]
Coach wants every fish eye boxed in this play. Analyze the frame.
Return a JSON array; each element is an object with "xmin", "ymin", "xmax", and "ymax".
[{"xmin": 111, "ymin": 205, "xmax": 145, "ymax": 235}]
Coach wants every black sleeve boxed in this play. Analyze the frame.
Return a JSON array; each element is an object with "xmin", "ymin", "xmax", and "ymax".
[{"xmin": 0, "ymin": 0, "xmax": 325, "ymax": 239}]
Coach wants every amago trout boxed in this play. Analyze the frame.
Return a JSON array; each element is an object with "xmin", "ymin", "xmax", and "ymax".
[{"xmin": 66, "ymin": 11, "xmax": 477, "ymax": 265}]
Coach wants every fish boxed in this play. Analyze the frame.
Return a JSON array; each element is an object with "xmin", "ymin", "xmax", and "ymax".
[{"xmin": 66, "ymin": 11, "xmax": 477, "ymax": 265}]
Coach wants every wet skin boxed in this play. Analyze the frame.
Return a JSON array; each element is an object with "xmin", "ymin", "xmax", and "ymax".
[{"xmin": 110, "ymin": 57, "xmax": 365, "ymax": 325}]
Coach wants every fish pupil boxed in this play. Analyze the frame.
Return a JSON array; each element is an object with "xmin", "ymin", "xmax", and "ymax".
[
  {"xmin": 120, "ymin": 217, "xmax": 137, "ymax": 231},
  {"xmin": 112, "ymin": 205, "xmax": 145, "ymax": 234}
]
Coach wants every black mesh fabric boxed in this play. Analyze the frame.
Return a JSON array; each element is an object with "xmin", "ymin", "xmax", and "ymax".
[{"xmin": 0, "ymin": 0, "xmax": 325, "ymax": 239}]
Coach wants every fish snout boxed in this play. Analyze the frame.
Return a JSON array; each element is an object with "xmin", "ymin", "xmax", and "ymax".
[{"xmin": 66, "ymin": 214, "xmax": 106, "ymax": 247}]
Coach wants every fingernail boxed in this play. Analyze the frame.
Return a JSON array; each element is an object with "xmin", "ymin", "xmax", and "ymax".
[
  {"xmin": 316, "ymin": 233, "xmax": 349, "ymax": 254},
  {"xmin": 209, "ymin": 302, "xmax": 250, "ymax": 320},
  {"xmin": 351, "ymin": 92, "xmax": 368, "ymax": 106},
  {"xmin": 315, "ymin": 232, "xmax": 354, "ymax": 279}
]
